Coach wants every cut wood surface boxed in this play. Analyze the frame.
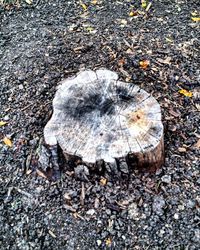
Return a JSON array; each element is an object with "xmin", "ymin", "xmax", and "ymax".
[{"xmin": 44, "ymin": 69, "xmax": 164, "ymax": 174}]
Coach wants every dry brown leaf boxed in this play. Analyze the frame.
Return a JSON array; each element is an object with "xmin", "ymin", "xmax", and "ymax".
[
  {"xmin": 100, "ymin": 177, "xmax": 107, "ymax": 186},
  {"xmin": 105, "ymin": 237, "xmax": 112, "ymax": 246},
  {"xmin": 139, "ymin": 60, "xmax": 150, "ymax": 69},
  {"xmin": 3, "ymin": 137, "xmax": 12, "ymax": 147}
]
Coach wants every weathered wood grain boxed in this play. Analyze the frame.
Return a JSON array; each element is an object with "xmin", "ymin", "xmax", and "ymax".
[{"xmin": 44, "ymin": 69, "xmax": 164, "ymax": 175}]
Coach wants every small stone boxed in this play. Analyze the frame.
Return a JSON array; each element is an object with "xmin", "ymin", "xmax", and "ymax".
[
  {"xmin": 97, "ymin": 240, "xmax": 102, "ymax": 246},
  {"xmin": 86, "ymin": 209, "xmax": 96, "ymax": 216},
  {"xmin": 74, "ymin": 165, "xmax": 90, "ymax": 181},
  {"xmin": 169, "ymin": 125, "xmax": 177, "ymax": 132},
  {"xmin": 128, "ymin": 202, "xmax": 140, "ymax": 220},
  {"xmin": 187, "ymin": 199, "xmax": 196, "ymax": 209},
  {"xmin": 174, "ymin": 213, "xmax": 179, "ymax": 220},
  {"xmin": 161, "ymin": 175, "xmax": 171, "ymax": 184},
  {"xmin": 152, "ymin": 196, "xmax": 165, "ymax": 216},
  {"xmin": 178, "ymin": 204, "xmax": 185, "ymax": 211},
  {"xmin": 193, "ymin": 229, "xmax": 200, "ymax": 242},
  {"xmin": 19, "ymin": 84, "xmax": 23, "ymax": 90},
  {"xmin": 3, "ymin": 115, "xmax": 10, "ymax": 121}
]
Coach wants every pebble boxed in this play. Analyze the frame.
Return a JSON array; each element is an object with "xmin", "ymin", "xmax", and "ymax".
[
  {"xmin": 187, "ymin": 200, "xmax": 196, "ymax": 209},
  {"xmin": 178, "ymin": 205, "xmax": 185, "ymax": 211},
  {"xmin": 161, "ymin": 175, "xmax": 172, "ymax": 184},
  {"xmin": 86, "ymin": 209, "xmax": 96, "ymax": 216},
  {"xmin": 128, "ymin": 202, "xmax": 140, "ymax": 220},
  {"xmin": 174, "ymin": 213, "xmax": 179, "ymax": 220},
  {"xmin": 152, "ymin": 196, "xmax": 166, "ymax": 216},
  {"xmin": 96, "ymin": 240, "xmax": 102, "ymax": 246}
]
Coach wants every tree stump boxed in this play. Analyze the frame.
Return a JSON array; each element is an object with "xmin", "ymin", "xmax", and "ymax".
[{"xmin": 44, "ymin": 69, "xmax": 164, "ymax": 176}]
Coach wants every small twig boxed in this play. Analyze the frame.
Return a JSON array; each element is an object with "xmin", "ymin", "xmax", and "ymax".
[
  {"xmin": 80, "ymin": 182, "xmax": 85, "ymax": 206},
  {"xmin": 146, "ymin": 2, "xmax": 152, "ymax": 12}
]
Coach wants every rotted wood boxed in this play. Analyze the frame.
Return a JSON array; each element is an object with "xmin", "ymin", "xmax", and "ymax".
[{"xmin": 44, "ymin": 69, "xmax": 164, "ymax": 177}]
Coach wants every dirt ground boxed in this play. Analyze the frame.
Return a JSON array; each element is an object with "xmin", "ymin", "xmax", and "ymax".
[{"xmin": 0, "ymin": 0, "xmax": 200, "ymax": 249}]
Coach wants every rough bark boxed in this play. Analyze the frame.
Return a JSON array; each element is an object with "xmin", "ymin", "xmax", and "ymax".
[{"xmin": 44, "ymin": 69, "xmax": 164, "ymax": 175}]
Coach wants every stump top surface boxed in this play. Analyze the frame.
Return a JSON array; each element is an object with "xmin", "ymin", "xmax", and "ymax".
[{"xmin": 44, "ymin": 69, "xmax": 163, "ymax": 163}]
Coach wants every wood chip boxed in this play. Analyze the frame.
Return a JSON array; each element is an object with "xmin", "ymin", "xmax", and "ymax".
[
  {"xmin": 194, "ymin": 139, "xmax": 200, "ymax": 149},
  {"xmin": 178, "ymin": 147, "xmax": 187, "ymax": 152},
  {"xmin": 63, "ymin": 204, "xmax": 76, "ymax": 212},
  {"xmin": 48, "ymin": 230, "xmax": 57, "ymax": 238}
]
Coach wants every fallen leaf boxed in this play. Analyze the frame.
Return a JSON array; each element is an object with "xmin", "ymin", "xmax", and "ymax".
[
  {"xmin": 139, "ymin": 60, "xmax": 150, "ymax": 69},
  {"xmin": 191, "ymin": 17, "xmax": 200, "ymax": 22},
  {"xmin": 105, "ymin": 237, "xmax": 112, "ymax": 246},
  {"xmin": 118, "ymin": 58, "xmax": 125, "ymax": 67},
  {"xmin": 129, "ymin": 11, "xmax": 137, "ymax": 17},
  {"xmin": 100, "ymin": 177, "xmax": 107, "ymax": 186},
  {"xmin": 0, "ymin": 121, "xmax": 7, "ymax": 126},
  {"xmin": 3, "ymin": 137, "xmax": 12, "ymax": 147},
  {"xmin": 179, "ymin": 89, "xmax": 193, "ymax": 97},
  {"xmin": 141, "ymin": 0, "xmax": 147, "ymax": 8},
  {"xmin": 91, "ymin": 0, "xmax": 97, "ymax": 4},
  {"xmin": 80, "ymin": 1, "xmax": 87, "ymax": 11}
]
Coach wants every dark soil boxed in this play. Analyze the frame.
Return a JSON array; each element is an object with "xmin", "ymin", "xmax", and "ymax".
[{"xmin": 0, "ymin": 0, "xmax": 200, "ymax": 249}]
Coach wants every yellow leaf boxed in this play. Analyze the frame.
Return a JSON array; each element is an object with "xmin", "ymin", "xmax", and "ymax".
[
  {"xmin": 86, "ymin": 27, "xmax": 94, "ymax": 32},
  {"xmin": 91, "ymin": 0, "xmax": 97, "ymax": 4},
  {"xmin": 179, "ymin": 89, "xmax": 193, "ymax": 97},
  {"xmin": 100, "ymin": 177, "xmax": 107, "ymax": 186},
  {"xmin": 139, "ymin": 60, "xmax": 150, "ymax": 69},
  {"xmin": 191, "ymin": 17, "xmax": 200, "ymax": 21},
  {"xmin": 80, "ymin": 1, "xmax": 87, "ymax": 11},
  {"xmin": 129, "ymin": 10, "xmax": 138, "ymax": 17},
  {"xmin": 0, "ymin": 121, "xmax": 7, "ymax": 126},
  {"xmin": 141, "ymin": 0, "xmax": 147, "ymax": 8},
  {"xmin": 105, "ymin": 237, "xmax": 112, "ymax": 246},
  {"xmin": 3, "ymin": 137, "xmax": 12, "ymax": 147}
]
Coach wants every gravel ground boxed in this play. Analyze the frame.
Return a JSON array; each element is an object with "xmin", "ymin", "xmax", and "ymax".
[{"xmin": 0, "ymin": 0, "xmax": 200, "ymax": 249}]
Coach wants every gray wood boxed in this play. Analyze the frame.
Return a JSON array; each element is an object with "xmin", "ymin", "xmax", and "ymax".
[{"xmin": 44, "ymin": 69, "xmax": 164, "ymax": 174}]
